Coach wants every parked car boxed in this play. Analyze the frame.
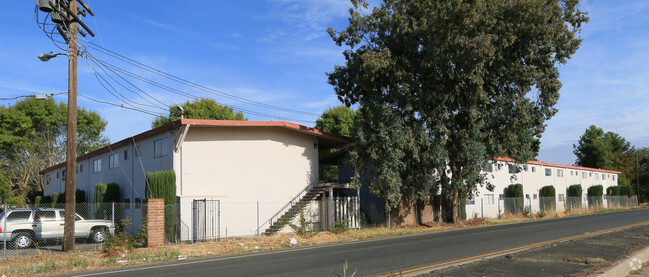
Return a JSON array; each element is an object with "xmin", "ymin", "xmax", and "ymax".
[{"xmin": 0, "ymin": 208, "xmax": 115, "ymax": 249}]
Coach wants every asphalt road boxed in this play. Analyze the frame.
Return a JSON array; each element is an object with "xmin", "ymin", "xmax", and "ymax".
[{"xmin": 67, "ymin": 209, "xmax": 649, "ymax": 277}]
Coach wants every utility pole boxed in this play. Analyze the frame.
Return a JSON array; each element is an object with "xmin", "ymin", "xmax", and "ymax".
[
  {"xmin": 636, "ymin": 149, "xmax": 640, "ymax": 203},
  {"xmin": 36, "ymin": 0, "xmax": 95, "ymax": 252},
  {"xmin": 63, "ymin": 0, "xmax": 79, "ymax": 252}
]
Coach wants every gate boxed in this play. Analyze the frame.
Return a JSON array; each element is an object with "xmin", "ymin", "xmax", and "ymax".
[{"xmin": 192, "ymin": 199, "xmax": 220, "ymax": 242}]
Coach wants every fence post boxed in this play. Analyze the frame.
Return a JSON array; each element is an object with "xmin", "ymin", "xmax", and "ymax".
[
  {"xmin": 256, "ymin": 201, "xmax": 260, "ymax": 236},
  {"xmin": 217, "ymin": 200, "xmax": 221, "ymax": 241},
  {"xmin": 3, "ymin": 202, "xmax": 6, "ymax": 259},
  {"xmin": 112, "ymin": 202, "xmax": 115, "ymax": 226},
  {"xmin": 481, "ymin": 198, "xmax": 484, "ymax": 218},
  {"xmin": 596, "ymin": 200, "xmax": 599, "ymax": 213}
]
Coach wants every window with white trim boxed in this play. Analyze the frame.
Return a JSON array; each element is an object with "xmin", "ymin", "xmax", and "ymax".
[
  {"xmin": 93, "ymin": 159, "xmax": 102, "ymax": 173},
  {"xmin": 557, "ymin": 169, "xmax": 564, "ymax": 177},
  {"xmin": 484, "ymin": 194, "xmax": 494, "ymax": 205},
  {"xmin": 154, "ymin": 137, "xmax": 169, "ymax": 158},
  {"xmin": 545, "ymin": 168, "xmax": 552, "ymax": 176},
  {"xmin": 109, "ymin": 154, "xmax": 119, "ymax": 169}
]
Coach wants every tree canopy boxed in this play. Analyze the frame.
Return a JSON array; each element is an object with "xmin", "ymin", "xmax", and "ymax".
[
  {"xmin": 0, "ymin": 97, "xmax": 109, "ymax": 202},
  {"xmin": 328, "ymin": 0, "xmax": 588, "ymax": 222},
  {"xmin": 315, "ymin": 106, "xmax": 355, "ymax": 137},
  {"xmin": 573, "ymin": 125, "xmax": 631, "ymax": 170},
  {"xmin": 151, "ymin": 98, "xmax": 246, "ymax": 128}
]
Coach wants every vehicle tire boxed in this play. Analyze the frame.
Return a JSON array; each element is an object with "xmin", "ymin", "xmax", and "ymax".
[
  {"xmin": 90, "ymin": 228, "xmax": 106, "ymax": 243},
  {"xmin": 12, "ymin": 232, "xmax": 33, "ymax": 249}
]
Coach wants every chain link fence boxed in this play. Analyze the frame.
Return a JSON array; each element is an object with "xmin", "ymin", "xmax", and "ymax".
[
  {"xmin": 0, "ymin": 202, "xmax": 147, "ymax": 259},
  {"xmin": 465, "ymin": 195, "xmax": 639, "ymax": 219}
]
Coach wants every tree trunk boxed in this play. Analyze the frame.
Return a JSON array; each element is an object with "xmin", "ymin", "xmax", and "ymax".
[{"xmin": 441, "ymin": 188, "xmax": 459, "ymax": 223}]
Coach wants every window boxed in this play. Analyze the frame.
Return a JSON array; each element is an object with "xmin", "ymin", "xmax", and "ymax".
[
  {"xmin": 508, "ymin": 165, "xmax": 518, "ymax": 174},
  {"xmin": 545, "ymin": 168, "xmax": 552, "ymax": 176},
  {"xmin": 570, "ymin": 171, "xmax": 573, "ymax": 176},
  {"xmin": 76, "ymin": 164, "xmax": 83, "ymax": 173},
  {"xmin": 497, "ymin": 163, "xmax": 503, "ymax": 171},
  {"xmin": 533, "ymin": 194, "xmax": 537, "ymax": 200},
  {"xmin": 582, "ymin": 172, "xmax": 587, "ymax": 179},
  {"xmin": 499, "ymin": 194, "xmax": 504, "ymax": 200},
  {"xmin": 557, "ymin": 169, "xmax": 564, "ymax": 177},
  {"xmin": 62, "ymin": 169, "xmax": 66, "ymax": 181},
  {"xmin": 154, "ymin": 137, "xmax": 169, "ymax": 158},
  {"xmin": 523, "ymin": 165, "xmax": 528, "ymax": 172},
  {"xmin": 484, "ymin": 194, "xmax": 494, "ymax": 205},
  {"xmin": 531, "ymin": 167, "xmax": 536, "ymax": 173},
  {"xmin": 93, "ymin": 159, "xmax": 102, "ymax": 173},
  {"xmin": 7, "ymin": 211, "xmax": 31, "ymax": 221},
  {"xmin": 109, "ymin": 154, "xmax": 119, "ymax": 169},
  {"xmin": 35, "ymin": 210, "xmax": 56, "ymax": 221},
  {"xmin": 483, "ymin": 163, "xmax": 493, "ymax": 172},
  {"xmin": 124, "ymin": 149, "xmax": 130, "ymax": 160},
  {"xmin": 124, "ymin": 198, "xmax": 131, "ymax": 209},
  {"xmin": 593, "ymin": 173, "xmax": 598, "ymax": 179},
  {"xmin": 56, "ymin": 171, "xmax": 60, "ymax": 179},
  {"xmin": 135, "ymin": 198, "xmax": 142, "ymax": 209},
  {"xmin": 613, "ymin": 175, "xmax": 616, "ymax": 181},
  {"xmin": 558, "ymin": 194, "xmax": 565, "ymax": 202},
  {"xmin": 59, "ymin": 211, "xmax": 82, "ymax": 221},
  {"xmin": 602, "ymin": 174, "xmax": 606, "ymax": 180},
  {"xmin": 589, "ymin": 172, "xmax": 592, "ymax": 177}
]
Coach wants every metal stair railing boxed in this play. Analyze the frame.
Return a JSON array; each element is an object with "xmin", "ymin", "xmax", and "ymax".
[{"xmin": 259, "ymin": 180, "xmax": 321, "ymax": 235}]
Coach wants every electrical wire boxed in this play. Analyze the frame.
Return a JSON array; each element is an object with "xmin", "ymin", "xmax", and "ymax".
[
  {"xmin": 79, "ymin": 39, "xmax": 321, "ymax": 117},
  {"xmin": 78, "ymin": 93, "xmax": 165, "ymax": 117}
]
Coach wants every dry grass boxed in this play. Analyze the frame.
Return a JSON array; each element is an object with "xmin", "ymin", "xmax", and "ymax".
[{"xmin": 0, "ymin": 204, "xmax": 646, "ymax": 276}]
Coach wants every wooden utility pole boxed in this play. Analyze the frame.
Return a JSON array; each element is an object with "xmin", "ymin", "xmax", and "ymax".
[{"xmin": 63, "ymin": 0, "xmax": 79, "ymax": 252}]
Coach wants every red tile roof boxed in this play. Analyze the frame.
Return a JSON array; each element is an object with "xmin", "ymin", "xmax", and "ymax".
[{"xmin": 496, "ymin": 157, "xmax": 621, "ymax": 174}]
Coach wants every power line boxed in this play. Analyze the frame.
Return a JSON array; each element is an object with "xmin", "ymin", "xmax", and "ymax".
[
  {"xmin": 78, "ymin": 93, "xmax": 166, "ymax": 117},
  {"xmin": 79, "ymin": 39, "xmax": 321, "ymax": 117}
]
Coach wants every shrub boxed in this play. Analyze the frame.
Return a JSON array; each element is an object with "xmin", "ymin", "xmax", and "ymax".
[
  {"xmin": 289, "ymin": 211, "xmax": 311, "ymax": 237},
  {"xmin": 587, "ymin": 185, "xmax": 604, "ymax": 197},
  {"xmin": 619, "ymin": 185, "xmax": 632, "ymax": 197},
  {"xmin": 331, "ymin": 220, "xmax": 349, "ymax": 233},
  {"xmin": 607, "ymin": 186, "xmax": 621, "ymax": 196},
  {"xmin": 94, "ymin": 183, "xmax": 121, "ymax": 219},
  {"xmin": 539, "ymin": 185, "xmax": 556, "ymax": 212},
  {"xmin": 146, "ymin": 170, "xmax": 177, "ymax": 242},
  {"xmin": 540, "ymin": 186, "xmax": 556, "ymax": 197},
  {"xmin": 505, "ymin": 184, "xmax": 524, "ymax": 214},
  {"xmin": 567, "ymin": 184, "xmax": 582, "ymax": 197}
]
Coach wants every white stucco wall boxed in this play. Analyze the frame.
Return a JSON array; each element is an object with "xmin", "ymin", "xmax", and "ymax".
[
  {"xmin": 466, "ymin": 160, "xmax": 619, "ymax": 219},
  {"xmin": 177, "ymin": 126, "xmax": 319, "ymax": 237}
]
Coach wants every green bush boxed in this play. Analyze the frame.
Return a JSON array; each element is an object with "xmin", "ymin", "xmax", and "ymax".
[
  {"xmin": 94, "ymin": 183, "xmax": 121, "ymax": 219},
  {"xmin": 607, "ymin": 186, "xmax": 621, "ymax": 196},
  {"xmin": 539, "ymin": 185, "xmax": 556, "ymax": 212},
  {"xmin": 587, "ymin": 185, "xmax": 604, "ymax": 197},
  {"xmin": 619, "ymin": 185, "xmax": 632, "ymax": 197},
  {"xmin": 540, "ymin": 186, "xmax": 556, "ymax": 197},
  {"xmin": 505, "ymin": 184, "xmax": 524, "ymax": 214},
  {"xmin": 567, "ymin": 184, "xmax": 582, "ymax": 197},
  {"xmin": 146, "ymin": 170, "xmax": 177, "ymax": 242},
  {"xmin": 331, "ymin": 220, "xmax": 349, "ymax": 233}
]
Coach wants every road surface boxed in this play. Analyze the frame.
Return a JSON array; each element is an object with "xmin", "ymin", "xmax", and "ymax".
[{"xmin": 66, "ymin": 209, "xmax": 649, "ymax": 277}]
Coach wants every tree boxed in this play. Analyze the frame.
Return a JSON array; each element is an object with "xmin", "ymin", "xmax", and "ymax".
[
  {"xmin": 573, "ymin": 125, "xmax": 631, "ymax": 170},
  {"xmin": 316, "ymin": 106, "xmax": 355, "ymax": 182},
  {"xmin": 315, "ymin": 106, "xmax": 355, "ymax": 137},
  {"xmin": 328, "ymin": 0, "xmax": 588, "ymax": 222},
  {"xmin": 151, "ymin": 98, "xmax": 246, "ymax": 128},
  {"xmin": 0, "ymin": 98, "xmax": 108, "ymax": 201}
]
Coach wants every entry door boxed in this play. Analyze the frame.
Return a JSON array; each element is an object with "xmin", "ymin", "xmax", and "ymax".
[
  {"xmin": 33, "ymin": 210, "xmax": 63, "ymax": 240},
  {"xmin": 193, "ymin": 199, "xmax": 206, "ymax": 241}
]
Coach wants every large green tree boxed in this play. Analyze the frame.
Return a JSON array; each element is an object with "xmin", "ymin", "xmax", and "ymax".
[
  {"xmin": 152, "ymin": 98, "xmax": 246, "ymax": 128},
  {"xmin": 328, "ymin": 0, "xmax": 588, "ymax": 222},
  {"xmin": 0, "ymin": 98, "xmax": 109, "ymax": 201},
  {"xmin": 573, "ymin": 125, "xmax": 631, "ymax": 170}
]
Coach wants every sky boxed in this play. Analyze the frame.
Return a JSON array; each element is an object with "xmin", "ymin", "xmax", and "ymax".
[{"xmin": 1, "ymin": 0, "xmax": 648, "ymax": 166}]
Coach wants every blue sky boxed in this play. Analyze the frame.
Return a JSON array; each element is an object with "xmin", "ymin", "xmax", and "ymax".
[{"xmin": 1, "ymin": 0, "xmax": 648, "ymax": 166}]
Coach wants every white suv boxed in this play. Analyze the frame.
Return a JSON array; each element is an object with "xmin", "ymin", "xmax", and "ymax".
[{"xmin": 0, "ymin": 208, "xmax": 115, "ymax": 249}]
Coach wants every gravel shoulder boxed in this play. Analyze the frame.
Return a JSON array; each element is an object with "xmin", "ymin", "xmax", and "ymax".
[{"xmin": 419, "ymin": 223, "xmax": 649, "ymax": 277}]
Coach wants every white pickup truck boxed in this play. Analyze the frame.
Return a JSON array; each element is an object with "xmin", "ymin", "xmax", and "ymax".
[{"xmin": 0, "ymin": 208, "xmax": 115, "ymax": 249}]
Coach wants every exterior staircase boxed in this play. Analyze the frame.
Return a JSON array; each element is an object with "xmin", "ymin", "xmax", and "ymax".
[{"xmin": 262, "ymin": 185, "xmax": 328, "ymax": 236}]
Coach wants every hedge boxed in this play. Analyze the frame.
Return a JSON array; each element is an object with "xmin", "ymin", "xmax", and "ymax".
[
  {"xmin": 567, "ymin": 184, "xmax": 583, "ymax": 197},
  {"xmin": 540, "ymin": 186, "xmax": 556, "ymax": 197},
  {"xmin": 94, "ymin": 183, "xmax": 121, "ymax": 219},
  {"xmin": 146, "ymin": 170, "xmax": 178, "ymax": 242},
  {"xmin": 539, "ymin": 185, "xmax": 556, "ymax": 212},
  {"xmin": 505, "ymin": 184, "xmax": 524, "ymax": 214},
  {"xmin": 587, "ymin": 185, "xmax": 604, "ymax": 197}
]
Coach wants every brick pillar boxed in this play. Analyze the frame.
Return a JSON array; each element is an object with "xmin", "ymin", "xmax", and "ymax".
[{"xmin": 143, "ymin": 198, "xmax": 165, "ymax": 247}]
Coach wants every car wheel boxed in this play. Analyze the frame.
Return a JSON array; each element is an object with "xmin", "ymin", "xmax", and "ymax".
[
  {"xmin": 90, "ymin": 228, "xmax": 106, "ymax": 243},
  {"xmin": 12, "ymin": 233, "xmax": 33, "ymax": 249}
]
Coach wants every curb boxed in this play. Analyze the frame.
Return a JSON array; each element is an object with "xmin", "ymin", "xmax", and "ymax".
[{"xmin": 596, "ymin": 245, "xmax": 649, "ymax": 277}]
